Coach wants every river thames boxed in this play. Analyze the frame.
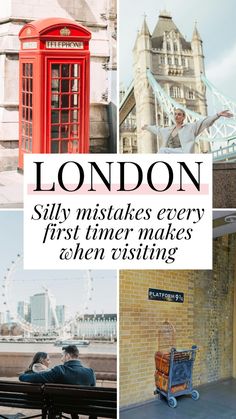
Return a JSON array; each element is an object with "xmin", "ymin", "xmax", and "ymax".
[{"xmin": 0, "ymin": 341, "xmax": 116, "ymax": 354}]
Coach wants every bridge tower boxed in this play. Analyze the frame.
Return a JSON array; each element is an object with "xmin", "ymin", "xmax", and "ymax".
[
  {"xmin": 191, "ymin": 24, "xmax": 207, "ymax": 112},
  {"xmin": 133, "ymin": 17, "xmax": 154, "ymax": 152}
]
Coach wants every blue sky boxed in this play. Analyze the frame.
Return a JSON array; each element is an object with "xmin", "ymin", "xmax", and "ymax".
[
  {"xmin": 119, "ymin": 0, "xmax": 236, "ymax": 101},
  {"xmin": 0, "ymin": 211, "xmax": 117, "ymax": 319}
]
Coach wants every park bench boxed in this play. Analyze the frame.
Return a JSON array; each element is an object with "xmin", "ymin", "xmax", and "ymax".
[
  {"xmin": 44, "ymin": 383, "xmax": 117, "ymax": 418},
  {"xmin": 0, "ymin": 381, "xmax": 117, "ymax": 419},
  {"xmin": 0, "ymin": 381, "xmax": 47, "ymax": 419}
]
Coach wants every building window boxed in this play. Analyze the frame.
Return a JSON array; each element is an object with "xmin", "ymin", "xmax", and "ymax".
[
  {"xmin": 164, "ymin": 115, "xmax": 169, "ymax": 125},
  {"xmin": 182, "ymin": 57, "xmax": 186, "ymax": 66},
  {"xmin": 166, "ymin": 41, "xmax": 171, "ymax": 51},
  {"xmin": 157, "ymin": 113, "xmax": 161, "ymax": 125},
  {"xmin": 174, "ymin": 42, "xmax": 178, "ymax": 52},
  {"xmin": 123, "ymin": 137, "xmax": 130, "ymax": 148},
  {"xmin": 170, "ymin": 86, "xmax": 181, "ymax": 98},
  {"xmin": 160, "ymin": 55, "xmax": 165, "ymax": 64},
  {"xmin": 188, "ymin": 90, "xmax": 194, "ymax": 99},
  {"xmin": 168, "ymin": 56, "xmax": 172, "ymax": 65},
  {"xmin": 174, "ymin": 57, "xmax": 178, "ymax": 66}
]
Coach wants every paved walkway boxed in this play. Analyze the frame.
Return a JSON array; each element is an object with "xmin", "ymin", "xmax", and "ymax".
[
  {"xmin": 0, "ymin": 171, "xmax": 23, "ymax": 208},
  {"xmin": 120, "ymin": 378, "xmax": 236, "ymax": 419}
]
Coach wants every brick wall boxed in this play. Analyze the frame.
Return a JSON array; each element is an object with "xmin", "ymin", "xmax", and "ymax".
[
  {"xmin": 193, "ymin": 234, "xmax": 236, "ymax": 385},
  {"xmin": 120, "ymin": 235, "xmax": 236, "ymax": 407},
  {"xmin": 213, "ymin": 163, "xmax": 236, "ymax": 208}
]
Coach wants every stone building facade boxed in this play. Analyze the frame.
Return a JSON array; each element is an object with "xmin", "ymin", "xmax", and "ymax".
[
  {"xmin": 0, "ymin": 0, "xmax": 117, "ymax": 169},
  {"xmin": 120, "ymin": 11, "xmax": 207, "ymax": 153},
  {"xmin": 120, "ymin": 234, "xmax": 236, "ymax": 407},
  {"xmin": 71, "ymin": 313, "xmax": 117, "ymax": 339},
  {"xmin": 119, "ymin": 86, "xmax": 137, "ymax": 153}
]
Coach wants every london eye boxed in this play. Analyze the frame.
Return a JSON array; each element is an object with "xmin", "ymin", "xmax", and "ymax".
[{"xmin": 1, "ymin": 253, "xmax": 94, "ymax": 337}]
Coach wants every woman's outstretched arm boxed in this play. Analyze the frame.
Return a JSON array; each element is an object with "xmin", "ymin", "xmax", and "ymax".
[
  {"xmin": 141, "ymin": 124, "xmax": 161, "ymax": 135},
  {"xmin": 193, "ymin": 110, "xmax": 234, "ymax": 137}
]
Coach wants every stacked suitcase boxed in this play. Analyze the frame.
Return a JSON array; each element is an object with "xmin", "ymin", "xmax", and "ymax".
[{"xmin": 154, "ymin": 346, "xmax": 199, "ymax": 408}]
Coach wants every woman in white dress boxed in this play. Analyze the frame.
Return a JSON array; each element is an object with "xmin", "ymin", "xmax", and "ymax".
[{"xmin": 142, "ymin": 109, "xmax": 233, "ymax": 153}]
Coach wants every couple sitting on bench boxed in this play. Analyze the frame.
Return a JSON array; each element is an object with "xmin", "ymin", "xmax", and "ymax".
[{"xmin": 19, "ymin": 345, "xmax": 96, "ymax": 386}]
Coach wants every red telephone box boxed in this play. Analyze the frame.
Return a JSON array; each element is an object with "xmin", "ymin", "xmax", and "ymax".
[{"xmin": 18, "ymin": 18, "xmax": 91, "ymax": 170}]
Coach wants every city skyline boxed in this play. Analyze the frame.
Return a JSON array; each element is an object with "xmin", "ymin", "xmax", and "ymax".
[
  {"xmin": 14, "ymin": 292, "xmax": 116, "ymax": 331},
  {"xmin": 0, "ymin": 211, "xmax": 117, "ymax": 318}
]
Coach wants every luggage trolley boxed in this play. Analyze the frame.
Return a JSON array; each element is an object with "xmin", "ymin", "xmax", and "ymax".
[{"xmin": 154, "ymin": 345, "xmax": 199, "ymax": 408}]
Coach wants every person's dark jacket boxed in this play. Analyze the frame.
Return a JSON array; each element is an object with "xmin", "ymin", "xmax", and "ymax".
[{"xmin": 19, "ymin": 360, "xmax": 96, "ymax": 385}]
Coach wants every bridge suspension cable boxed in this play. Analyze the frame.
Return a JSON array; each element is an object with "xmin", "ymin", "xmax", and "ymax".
[
  {"xmin": 146, "ymin": 69, "xmax": 236, "ymax": 149},
  {"xmin": 201, "ymin": 74, "xmax": 236, "ymax": 116}
]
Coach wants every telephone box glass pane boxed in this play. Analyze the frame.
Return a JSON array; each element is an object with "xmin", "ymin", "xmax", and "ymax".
[
  {"xmin": 52, "ymin": 79, "xmax": 59, "ymax": 92},
  {"xmin": 71, "ymin": 110, "xmax": 78, "ymax": 122},
  {"xmin": 71, "ymin": 125, "xmax": 78, "ymax": 137},
  {"xmin": 61, "ymin": 126, "xmax": 69, "ymax": 138},
  {"xmin": 52, "ymin": 95, "xmax": 59, "ymax": 108},
  {"xmin": 71, "ymin": 79, "xmax": 78, "ymax": 92},
  {"xmin": 61, "ymin": 95, "xmax": 69, "ymax": 108},
  {"xmin": 72, "ymin": 64, "xmax": 79, "ymax": 77},
  {"xmin": 62, "ymin": 79, "xmax": 70, "ymax": 92},
  {"xmin": 52, "ymin": 65, "xmax": 60, "ymax": 78},
  {"xmin": 51, "ymin": 125, "xmax": 59, "ymax": 138},
  {"xmin": 21, "ymin": 63, "xmax": 33, "ymax": 152},
  {"xmin": 51, "ymin": 111, "xmax": 59, "ymax": 124},
  {"xmin": 71, "ymin": 94, "xmax": 78, "ymax": 107},
  {"xmin": 61, "ymin": 140, "xmax": 68, "ymax": 153},
  {"xmin": 61, "ymin": 110, "xmax": 69, "ymax": 123},
  {"xmin": 51, "ymin": 141, "xmax": 59, "ymax": 153},
  {"xmin": 69, "ymin": 140, "xmax": 79, "ymax": 152},
  {"xmin": 62, "ymin": 64, "xmax": 69, "ymax": 77}
]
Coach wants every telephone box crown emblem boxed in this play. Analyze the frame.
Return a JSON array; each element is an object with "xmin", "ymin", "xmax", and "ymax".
[{"xmin": 60, "ymin": 27, "xmax": 71, "ymax": 36}]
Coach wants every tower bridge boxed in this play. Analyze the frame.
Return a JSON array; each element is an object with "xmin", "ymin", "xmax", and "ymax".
[
  {"xmin": 120, "ymin": 11, "xmax": 236, "ymax": 161},
  {"xmin": 120, "ymin": 81, "xmax": 135, "ymax": 126},
  {"xmin": 120, "ymin": 70, "xmax": 236, "ymax": 160}
]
